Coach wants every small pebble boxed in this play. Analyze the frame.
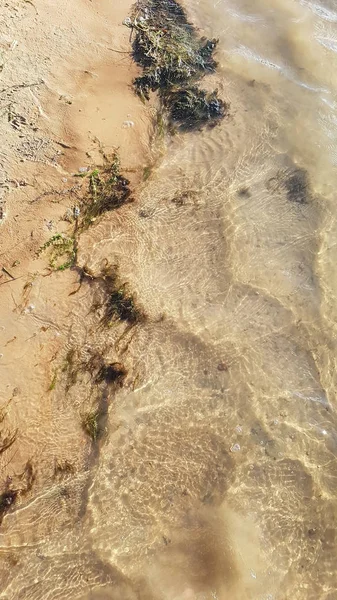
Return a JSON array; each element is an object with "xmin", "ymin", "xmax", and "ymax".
[
  {"xmin": 122, "ymin": 120, "xmax": 135, "ymax": 128},
  {"xmin": 78, "ymin": 166, "xmax": 88, "ymax": 173},
  {"xmin": 27, "ymin": 304, "xmax": 35, "ymax": 313},
  {"xmin": 230, "ymin": 443, "xmax": 241, "ymax": 453}
]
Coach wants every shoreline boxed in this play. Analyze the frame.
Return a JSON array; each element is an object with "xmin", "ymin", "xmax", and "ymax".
[
  {"xmin": 0, "ymin": 0, "xmax": 225, "ymax": 493},
  {"xmin": 0, "ymin": 0, "xmax": 151, "ymax": 488},
  {"xmin": 0, "ymin": 3, "xmax": 235, "ymax": 597}
]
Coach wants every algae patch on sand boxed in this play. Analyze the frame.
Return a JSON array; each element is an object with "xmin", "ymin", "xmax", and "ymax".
[{"xmin": 126, "ymin": 0, "xmax": 228, "ymax": 130}]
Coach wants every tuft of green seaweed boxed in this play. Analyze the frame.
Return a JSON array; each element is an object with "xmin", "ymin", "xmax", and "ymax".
[
  {"xmin": 81, "ymin": 409, "xmax": 100, "ymax": 441},
  {"xmin": 62, "ymin": 348, "xmax": 79, "ymax": 391},
  {"xmin": 49, "ymin": 371, "xmax": 58, "ymax": 391},
  {"xmin": 38, "ymin": 234, "xmax": 76, "ymax": 271},
  {"xmin": 125, "ymin": 0, "xmax": 228, "ymax": 130},
  {"xmin": 80, "ymin": 153, "xmax": 133, "ymax": 227}
]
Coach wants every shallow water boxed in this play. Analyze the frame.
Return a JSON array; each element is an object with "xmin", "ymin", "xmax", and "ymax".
[{"xmin": 1, "ymin": 0, "xmax": 337, "ymax": 599}]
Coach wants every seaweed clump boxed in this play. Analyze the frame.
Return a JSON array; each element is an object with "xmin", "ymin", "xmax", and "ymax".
[
  {"xmin": 97, "ymin": 265, "xmax": 146, "ymax": 327},
  {"xmin": 0, "ymin": 461, "xmax": 35, "ymax": 526},
  {"xmin": 38, "ymin": 154, "xmax": 132, "ymax": 273},
  {"xmin": 53, "ymin": 459, "xmax": 76, "ymax": 479},
  {"xmin": 0, "ymin": 490, "xmax": 17, "ymax": 525},
  {"xmin": 81, "ymin": 154, "xmax": 133, "ymax": 227},
  {"xmin": 165, "ymin": 86, "xmax": 225, "ymax": 131},
  {"xmin": 38, "ymin": 233, "xmax": 76, "ymax": 271},
  {"xmin": 285, "ymin": 168, "xmax": 309, "ymax": 204},
  {"xmin": 126, "ymin": 0, "xmax": 228, "ymax": 130},
  {"xmin": 95, "ymin": 362, "xmax": 127, "ymax": 386},
  {"xmin": 106, "ymin": 285, "xmax": 143, "ymax": 325},
  {"xmin": 81, "ymin": 409, "xmax": 101, "ymax": 442}
]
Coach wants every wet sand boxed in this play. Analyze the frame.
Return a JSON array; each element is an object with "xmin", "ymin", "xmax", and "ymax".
[
  {"xmin": 1, "ymin": 0, "xmax": 337, "ymax": 599},
  {"xmin": 0, "ymin": 0, "xmax": 150, "ymax": 471}
]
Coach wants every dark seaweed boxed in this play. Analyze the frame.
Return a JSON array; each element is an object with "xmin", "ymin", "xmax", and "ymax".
[
  {"xmin": 54, "ymin": 459, "xmax": 76, "ymax": 479},
  {"xmin": 165, "ymin": 86, "xmax": 227, "ymax": 130},
  {"xmin": 0, "ymin": 462, "xmax": 35, "ymax": 526},
  {"xmin": 0, "ymin": 490, "xmax": 17, "ymax": 524},
  {"xmin": 126, "ymin": 0, "xmax": 227, "ymax": 130},
  {"xmin": 105, "ymin": 285, "xmax": 144, "ymax": 325},
  {"xmin": 95, "ymin": 362, "xmax": 127, "ymax": 386},
  {"xmin": 285, "ymin": 169, "xmax": 309, "ymax": 204}
]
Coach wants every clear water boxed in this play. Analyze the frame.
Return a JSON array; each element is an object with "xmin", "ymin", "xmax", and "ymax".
[{"xmin": 1, "ymin": 1, "xmax": 337, "ymax": 599}]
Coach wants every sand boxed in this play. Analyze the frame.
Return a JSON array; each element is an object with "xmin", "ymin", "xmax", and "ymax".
[
  {"xmin": 0, "ymin": 0, "xmax": 152, "ymax": 476},
  {"xmin": 1, "ymin": 1, "xmax": 337, "ymax": 599}
]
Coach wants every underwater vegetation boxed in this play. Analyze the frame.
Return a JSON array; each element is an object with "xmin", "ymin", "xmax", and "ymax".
[
  {"xmin": 0, "ymin": 461, "xmax": 35, "ymax": 526},
  {"xmin": 39, "ymin": 153, "xmax": 133, "ymax": 272},
  {"xmin": 81, "ymin": 409, "xmax": 101, "ymax": 442},
  {"xmin": 126, "ymin": 0, "xmax": 228, "ymax": 130},
  {"xmin": 92, "ymin": 264, "xmax": 147, "ymax": 327}
]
